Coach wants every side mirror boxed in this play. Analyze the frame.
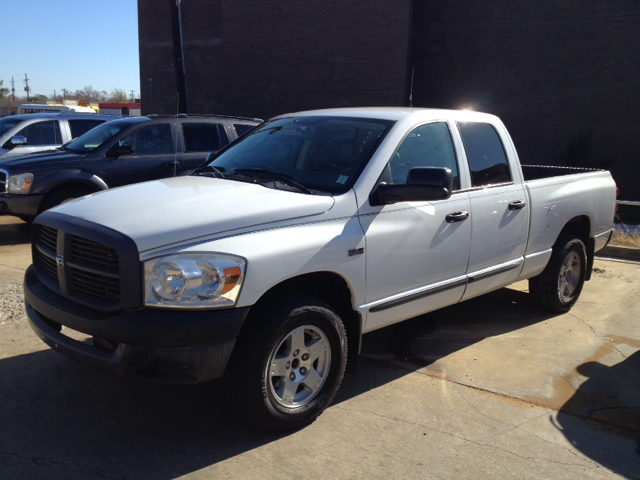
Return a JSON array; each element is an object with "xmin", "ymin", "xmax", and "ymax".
[
  {"xmin": 370, "ymin": 167, "xmax": 452, "ymax": 206},
  {"xmin": 10, "ymin": 136, "xmax": 28, "ymax": 147},
  {"xmin": 108, "ymin": 145, "xmax": 134, "ymax": 157}
]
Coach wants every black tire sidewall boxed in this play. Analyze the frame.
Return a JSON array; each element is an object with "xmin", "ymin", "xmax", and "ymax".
[
  {"xmin": 258, "ymin": 304, "xmax": 346, "ymax": 426},
  {"xmin": 553, "ymin": 238, "xmax": 587, "ymax": 309}
]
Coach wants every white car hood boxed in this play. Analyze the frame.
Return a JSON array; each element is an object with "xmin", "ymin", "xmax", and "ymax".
[{"xmin": 55, "ymin": 176, "xmax": 335, "ymax": 252}]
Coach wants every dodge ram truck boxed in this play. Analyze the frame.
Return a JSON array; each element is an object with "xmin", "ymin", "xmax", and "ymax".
[{"xmin": 23, "ymin": 108, "xmax": 617, "ymax": 431}]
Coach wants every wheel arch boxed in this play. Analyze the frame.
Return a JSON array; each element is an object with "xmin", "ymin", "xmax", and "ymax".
[
  {"xmin": 242, "ymin": 271, "xmax": 362, "ymax": 374},
  {"xmin": 555, "ymin": 215, "xmax": 595, "ymax": 281},
  {"xmin": 37, "ymin": 181, "xmax": 102, "ymax": 214}
]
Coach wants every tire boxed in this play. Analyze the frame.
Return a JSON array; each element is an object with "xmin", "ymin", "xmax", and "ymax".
[
  {"xmin": 39, "ymin": 186, "xmax": 93, "ymax": 213},
  {"xmin": 224, "ymin": 295, "xmax": 348, "ymax": 431},
  {"xmin": 529, "ymin": 235, "xmax": 587, "ymax": 313}
]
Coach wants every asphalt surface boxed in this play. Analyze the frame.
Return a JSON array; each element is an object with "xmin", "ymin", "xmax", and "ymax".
[{"xmin": 1, "ymin": 215, "xmax": 639, "ymax": 479}]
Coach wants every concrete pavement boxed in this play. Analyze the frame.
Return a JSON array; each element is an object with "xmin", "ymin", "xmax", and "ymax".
[{"xmin": 0, "ymin": 215, "xmax": 638, "ymax": 479}]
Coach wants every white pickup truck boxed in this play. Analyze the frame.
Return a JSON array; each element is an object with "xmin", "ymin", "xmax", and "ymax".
[{"xmin": 24, "ymin": 108, "xmax": 616, "ymax": 431}]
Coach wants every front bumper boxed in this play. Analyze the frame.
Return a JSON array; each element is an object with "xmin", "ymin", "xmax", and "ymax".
[
  {"xmin": 24, "ymin": 265, "xmax": 250, "ymax": 384},
  {"xmin": 0, "ymin": 193, "xmax": 44, "ymax": 217}
]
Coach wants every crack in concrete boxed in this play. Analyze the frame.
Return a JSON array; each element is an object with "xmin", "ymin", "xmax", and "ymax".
[
  {"xmin": 0, "ymin": 262, "xmax": 26, "ymax": 272},
  {"xmin": 332, "ymin": 405, "xmax": 599, "ymax": 469},
  {"xmin": 0, "ymin": 449, "xmax": 126, "ymax": 479},
  {"xmin": 569, "ymin": 314, "xmax": 628, "ymax": 359},
  {"xmin": 363, "ymin": 357, "xmax": 639, "ymax": 439},
  {"xmin": 452, "ymin": 385, "xmax": 601, "ymax": 467}
]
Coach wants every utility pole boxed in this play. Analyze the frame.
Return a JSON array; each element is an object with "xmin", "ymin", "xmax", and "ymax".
[
  {"xmin": 10, "ymin": 77, "xmax": 15, "ymax": 101},
  {"xmin": 62, "ymin": 88, "xmax": 67, "ymax": 99},
  {"xmin": 130, "ymin": 90, "xmax": 135, "ymax": 102},
  {"xmin": 23, "ymin": 74, "xmax": 31, "ymax": 101}
]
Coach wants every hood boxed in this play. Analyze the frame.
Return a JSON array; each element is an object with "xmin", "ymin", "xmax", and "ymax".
[
  {"xmin": 0, "ymin": 149, "xmax": 83, "ymax": 171},
  {"xmin": 54, "ymin": 176, "xmax": 336, "ymax": 252}
]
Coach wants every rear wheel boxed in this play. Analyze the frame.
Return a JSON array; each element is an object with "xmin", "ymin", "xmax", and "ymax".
[
  {"xmin": 529, "ymin": 235, "xmax": 587, "ymax": 312},
  {"xmin": 224, "ymin": 295, "xmax": 347, "ymax": 431}
]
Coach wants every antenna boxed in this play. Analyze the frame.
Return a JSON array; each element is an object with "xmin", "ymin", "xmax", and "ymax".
[{"xmin": 409, "ymin": 67, "xmax": 414, "ymax": 108}]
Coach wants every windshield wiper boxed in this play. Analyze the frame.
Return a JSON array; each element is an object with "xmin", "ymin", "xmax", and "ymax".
[
  {"xmin": 193, "ymin": 165, "xmax": 226, "ymax": 178},
  {"xmin": 232, "ymin": 169, "xmax": 313, "ymax": 195}
]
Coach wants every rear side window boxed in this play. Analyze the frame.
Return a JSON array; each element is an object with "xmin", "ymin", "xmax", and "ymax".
[
  {"xmin": 17, "ymin": 120, "xmax": 62, "ymax": 146},
  {"xmin": 457, "ymin": 122, "xmax": 511, "ymax": 187},
  {"xmin": 182, "ymin": 123, "xmax": 229, "ymax": 152},
  {"xmin": 68, "ymin": 119, "xmax": 105, "ymax": 139},
  {"xmin": 120, "ymin": 124, "xmax": 174, "ymax": 154},
  {"xmin": 233, "ymin": 123, "xmax": 255, "ymax": 138}
]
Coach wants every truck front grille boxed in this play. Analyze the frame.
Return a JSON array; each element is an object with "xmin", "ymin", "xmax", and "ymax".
[{"xmin": 32, "ymin": 220, "xmax": 140, "ymax": 312}]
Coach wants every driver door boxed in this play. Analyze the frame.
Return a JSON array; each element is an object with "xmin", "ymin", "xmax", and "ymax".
[
  {"xmin": 359, "ymin": 121, "xmax": 472, "ymax": 332},
  {"xmin": 109, "ymin": 123, "xmax": 181, "ymax": 187}
]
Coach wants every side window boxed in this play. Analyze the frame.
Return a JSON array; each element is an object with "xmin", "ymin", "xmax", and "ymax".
[
  {"xmin": 388, "ymin": 122, "xmax": 460, "ymax": 190},
  {"xmin": 17, "ymin": 121, "xmax": 62, "ymax": 146},
  {"xmin": 68, "ymin": 119, "xmax": 105, "ymax": 139},
  {"xmin": 120, "ymin": 124, "xmax": 174, "ymax": 154},
  {"xmin": 233, "ymin": 123, "xmax": 255, "ymax": 138},
  {"xmin": 457, "ymin": 122, "xmax": 511, "ymax": 187},
  {"xmin": 181, "ymin": 123, "xmax": 229, "ymax": 152}
]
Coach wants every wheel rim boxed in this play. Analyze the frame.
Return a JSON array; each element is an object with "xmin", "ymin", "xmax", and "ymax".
[
  {"xmin": 558, "ymin": 251, "xmax": 582, "ymax": 302},
  {"xmin": 266, "ymin": 325, "xmax": 331, "ymax": 408}
]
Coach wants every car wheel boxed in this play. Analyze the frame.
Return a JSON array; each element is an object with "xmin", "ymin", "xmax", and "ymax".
[
  {"xmin": 529, "ymin": 235, "xmax": 587, "ymax": 313},
  {"xmin": 225, "ymin": 295, "xmax": 348, "ymax": 431}
]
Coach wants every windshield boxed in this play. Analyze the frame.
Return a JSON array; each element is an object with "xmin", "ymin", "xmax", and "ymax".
[
  {"xmin": 202, "ymin": 115, "xmax": 395, "ymax": 194},
  {"xmin": 65, "ymin": 121, "xmax": 131, "ymax": 154},
  {"xmin": 0, "ymin": 118, "xmax": 23, "ymax": 137}
]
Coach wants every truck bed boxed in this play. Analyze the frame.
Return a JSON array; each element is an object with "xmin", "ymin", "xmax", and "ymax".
[{"xmin": 521, "ymin": 164, "xmax": 604, "ymax": 181}]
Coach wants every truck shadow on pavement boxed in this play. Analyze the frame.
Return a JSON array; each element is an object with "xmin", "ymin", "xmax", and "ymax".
[
  {"xmin": 0, "ymin": 287, "xmax": 637, "ymax": 478},
  {"xmin": 0, "ymin": 219, "xmax": 31, "ymax": 246}
]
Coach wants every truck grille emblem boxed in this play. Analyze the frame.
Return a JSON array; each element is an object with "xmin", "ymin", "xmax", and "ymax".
[{"xmin": 56, "ymin": 254, "xmax": 64, "ymax": 270}]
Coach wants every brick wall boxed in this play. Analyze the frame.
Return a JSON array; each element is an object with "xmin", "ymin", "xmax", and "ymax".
[
  {"xmin": 411, "ymin": 0, "xmax": 640, "ymax": 200},
  {"xmin": 138, "ymin": 0, "xmax": 640, "ymax": 201},
  {"xmin": 138, "ymin": 0, "xmax": 413, "ymax": 120}
]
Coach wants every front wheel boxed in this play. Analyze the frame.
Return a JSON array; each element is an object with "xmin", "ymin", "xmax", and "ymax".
[
  {"xmin": 529, "ymin": 235, "xmax": 587, "ymax": 313},
  {"xmin": 224, "ymin": 295, "xmax": 348, "ymax": 431}
]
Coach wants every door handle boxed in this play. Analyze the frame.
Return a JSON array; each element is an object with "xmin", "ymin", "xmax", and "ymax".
[
  {"xmin": 163, "ymin": 160, "xmax": 179, "ymax": 167},
  {"xmin": 445, "ymin": 211, "xmax": 469, "ymax": 223},
  {"xmin": 508, "ymin": 200, "xmax": 527, "ymax": 210}
]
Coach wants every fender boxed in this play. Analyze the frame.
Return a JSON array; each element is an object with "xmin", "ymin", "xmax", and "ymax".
[{"xmin": 32, "ymin": 169, "xmax": 109, "ymax": 194}]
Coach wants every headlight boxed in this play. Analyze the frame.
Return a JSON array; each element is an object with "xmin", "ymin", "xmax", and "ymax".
[
  {"xmin": 144, "ymin": 253, "xmax": 246, "ymax": 308},
  {"xmin": 8, "ymin": 173, "xmax": 34, "ymax": 194}
]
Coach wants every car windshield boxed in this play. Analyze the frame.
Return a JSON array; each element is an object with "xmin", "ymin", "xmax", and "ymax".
[
  {"xmin": 65, "ymin": 121, "xmax": 131, "ymax": 154},
  {"xmin": 0, "ymin": 118, "xmax": 23, "ymax": 136},
  {"xmin": 201, "ymin": 115, "xmax": 394, "ymax": 194}
]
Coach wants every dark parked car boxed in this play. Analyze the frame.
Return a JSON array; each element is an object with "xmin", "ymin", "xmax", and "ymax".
[{"xmin": 0, "ymin": 114, "xmax": 261, "ymax": 221}]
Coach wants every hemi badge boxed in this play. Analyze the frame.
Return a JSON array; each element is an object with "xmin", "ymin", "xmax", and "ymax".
[{"xmin": 348, "ymin": 247, "xmax": 364, "ymax": 257}]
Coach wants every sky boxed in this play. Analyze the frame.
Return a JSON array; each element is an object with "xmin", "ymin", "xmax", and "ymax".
[{"xmin": 1, "ymin": 0, "xmax": 140, "ymax": 100}]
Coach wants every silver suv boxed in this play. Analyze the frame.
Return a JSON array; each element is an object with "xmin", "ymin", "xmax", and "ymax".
[{"xmin": 0, "ymin": 112, "xmax": 120, "ymax": 159}]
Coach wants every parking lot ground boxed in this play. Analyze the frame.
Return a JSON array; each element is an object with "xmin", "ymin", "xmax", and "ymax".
[{"xmin": 1, "ymin": 215, "xmax": 639, "ymax": 479}]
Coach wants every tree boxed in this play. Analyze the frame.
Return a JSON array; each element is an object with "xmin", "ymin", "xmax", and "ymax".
[
  {"xmin": 0, "ymin": 80, "xmax": 10, "ymax": 100},
  {"xmin": 107, "ymin": 88, "xmax": 128, "ymax": 103},
  {"xmin": 73, "ymin": 85, "xmax": 107, "ymax": 104}
]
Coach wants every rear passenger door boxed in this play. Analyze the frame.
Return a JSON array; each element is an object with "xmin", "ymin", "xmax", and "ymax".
[
  {"xmin": 180, "ymin": 122, "xmax": 229, "ymax": 172},
  {"xmin": 108, "ymin": 123, "xmax": 181, "ymax": 187},
  {"xmin": 457, "ymin": 121, "xmax": 529, "ymax": 301}
]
